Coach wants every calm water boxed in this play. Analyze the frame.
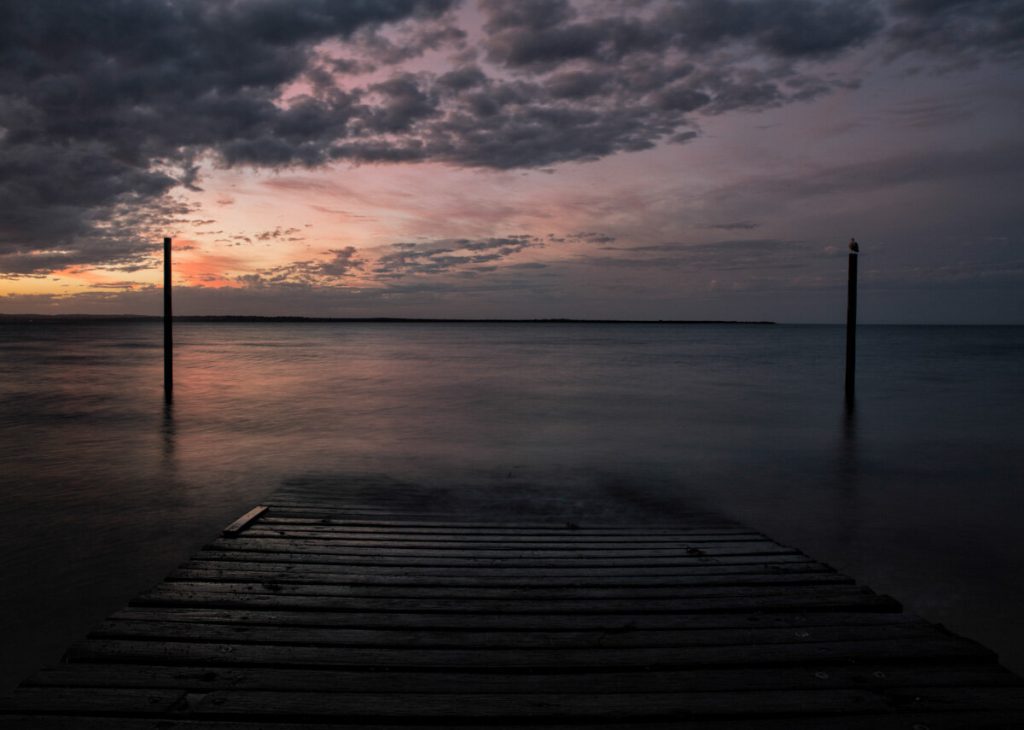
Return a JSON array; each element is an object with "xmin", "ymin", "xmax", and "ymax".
[{"xmin": 1, "ymin": 321, "xmax": 1023, "ymax": 690}]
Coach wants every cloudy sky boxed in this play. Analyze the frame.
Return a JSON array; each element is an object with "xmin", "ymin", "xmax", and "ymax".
[{"xmin": 1, "ymin": 0, "xmax": 1021, "ymax": 323}]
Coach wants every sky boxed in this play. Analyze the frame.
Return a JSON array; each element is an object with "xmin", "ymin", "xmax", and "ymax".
[{"xmin": 0, "ymin": 0, "xmax": 1022, "ymax": 323}]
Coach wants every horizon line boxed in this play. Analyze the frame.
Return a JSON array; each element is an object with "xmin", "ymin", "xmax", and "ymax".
[
  {"xmin": 0, "ymin": 313, "xmax": 776, "ymax": 325},
  {"xmin": 2, "ymin": 313, "xmax": 1023, "ymax": 325}
]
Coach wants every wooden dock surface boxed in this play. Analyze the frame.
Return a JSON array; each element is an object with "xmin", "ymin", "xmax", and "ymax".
[{"xmin": 5, "ymin": 478, "xmax": 1024, "ymax": 728}]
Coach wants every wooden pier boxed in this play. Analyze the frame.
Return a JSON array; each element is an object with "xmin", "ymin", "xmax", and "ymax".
[{"xmin": 5, "ymin": 478, "xmax": 1024, "ymax": 728}]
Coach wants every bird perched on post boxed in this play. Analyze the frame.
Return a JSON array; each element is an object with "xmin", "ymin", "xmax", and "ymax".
[{"xmin": 849, "ymin": 238, "xmax": 859, "ymax": 253}]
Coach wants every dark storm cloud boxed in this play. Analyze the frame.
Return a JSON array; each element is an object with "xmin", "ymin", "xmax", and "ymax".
[
  {"xmin": 0, "ymin": 0, "xmax": 457, "ymax": 274},
  {"xmin": 480, "ymin": 0, "xmax": 882, "ymax": 68},
  {"xmin": 239, "ymin": 246, "xmax": 365, "ymax": 287},
  {"xmin": 237, "ymin": 235, "xmax": 542, "ymax": 289},
  {"xmin": 887, "ymin": 0, "xmax": 1024, "ymax": 63},
  {"xmin": 665, "ymin": 0, "xmax": 883, "ymax": 58},
  {"xmin": 255, "ymin": 227, "xmax": 305, "ymax": 242},
  {"xmin": 566, "ymin": 232, "xmax": 617, "ymax": 244},
  {"xmin": 226, "ymin": 233, "xmax": 548, "ymax": 292},
  {"xmin": 0, "ymin": 0, "xmax": 1017, "ymax": 278},
  {"xmin": 374, "ymin": 236, "xmax": 542, "ymax": 277},
  {"xmin": 343, "ymin": 17, "xmax": 468, "ymax": 66},
  {"xmin": 89, "ymin": 281, "xmax": 156, "ymax": 291}
]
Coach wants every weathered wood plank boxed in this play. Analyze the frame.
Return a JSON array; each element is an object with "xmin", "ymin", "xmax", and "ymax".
[
  {"xmin": 263, "ymin": 505, "xmax": 724, "ymax": 520},
  {"xmin": 180, "ymin": 557, "xmax": 827, "ymax": 578},
  {"xmin": 13, "ymin": 685, "xmax": 1024, "ymax": 719},
  {"xmin": 5, "ymin": 711, "xmax": 1024, "ymax": 730},
  {"xmin": 87, "ymin": 617, "xmax": 946, "ymax": 650},
  {"xmin": 257, "ymin": 518, "xmax": 757, "ymax": 536},
  {"xmin": 265, "ymin": 500, "xmax": 730, "ymax": 516},
  {"xmin": 255, "ymin": 530, "xmax": 761, "ymax": 542},
  {"xmin": 193, "ymin": 548, "xmax": 817, "ymax": 569},
  {"xmin": 242, "ymin": 529, "xmax": 769, "ymax": 546},
  {"xmin": 65, "ymin": 635, "xmax": 992, "ymax": 669},
  {"xmin": 162, "ymin": 685, "xmax": 1024, "ymax": 717},
  {"xmin": 167, "ymin": 567, "xmax": 850, "ymax": 589},
  {"xmin": 207, "ymin": 537, "xmax": 791, "ymax": 558},
  {"xmin": 2, "ymin": 687, "xmax": 185, "ymax": 714},
  {"xmin": 141, "ymin": 579, "xmax": 863, "ymax": 602},
  {"xmin": 107, "ymin": 607, "xmax": 926, "ymax": 632},
  {"xmin": 130, "ymin": 585, "xmax": 900, "ymax": 614},
  {"xmin": 258, "ymin": 511, "xmax": 738, "ymax": 528},
  {"xmin": 268, "ymin": 499, "xmax": 414, "ymax": 507},
  {"xmin": 27, "ymin": 661, "xmax": 1021, "ymax": 694},
  {"xmin": 253, "ymin": 518, "xmax": 751, "ymax": 530}
]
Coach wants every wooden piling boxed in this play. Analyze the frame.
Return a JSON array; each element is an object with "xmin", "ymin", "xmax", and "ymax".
[
  {"xmin": 163, "ymin": 236, "xmax": 173, "ymax": 403},
  {"xmin": 845, "ymin": 238, "xmax": 859, "ymax": 404}
]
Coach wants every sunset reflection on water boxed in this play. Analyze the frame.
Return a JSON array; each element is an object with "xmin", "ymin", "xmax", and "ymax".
[{"xmin": 2, "ymin": 321, "xmax": 1023, "ymax": 691}]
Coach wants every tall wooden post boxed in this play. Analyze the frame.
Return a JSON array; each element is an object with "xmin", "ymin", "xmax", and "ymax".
[
  {"xmin": 164, "ymin": 236, "xmax": 173, "ymax": 403},
  {"xmin": 845, "ymin": 238, "xmax": 859, "ymax": 404}
]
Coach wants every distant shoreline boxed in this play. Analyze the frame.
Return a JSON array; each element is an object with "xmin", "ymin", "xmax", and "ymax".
[{"xmin": 0, "ymin": 314, "xmax": 775, "ymax": 325}]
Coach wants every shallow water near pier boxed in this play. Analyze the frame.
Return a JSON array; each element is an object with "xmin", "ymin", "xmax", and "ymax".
[{"xmin": 1, "ymin": 321, "xmax": 1023, "ymax": 691}]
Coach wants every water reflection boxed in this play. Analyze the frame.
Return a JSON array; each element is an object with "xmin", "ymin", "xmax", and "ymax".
[
  {"xmin": 840, "ymin": 400, "xmax": 858, "ymax": 470},
  {"xmin": 834, "ymin": 399, "xmax": 860, "ymax": 550},
  {"xmin": 161, "ymin": 399, "xmax": 176, "ymax": 472}
]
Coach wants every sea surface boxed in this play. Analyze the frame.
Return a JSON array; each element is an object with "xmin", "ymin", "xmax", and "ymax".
[{"xmin": 1, "ymin": 321, "xmax": 1023, "ymax": 691}]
